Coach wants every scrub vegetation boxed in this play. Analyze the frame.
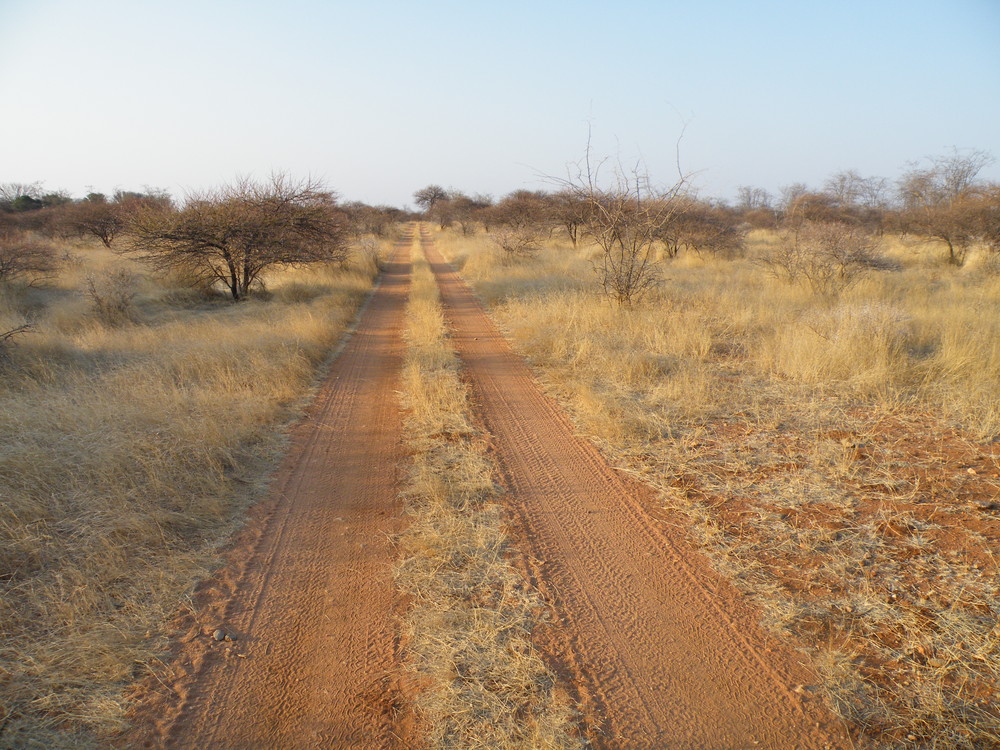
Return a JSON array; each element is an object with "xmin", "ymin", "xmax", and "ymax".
[
  {"xmin": 0, "ymin": 145, "xmax": 997, "ymax": 748},
  {"xmin": 432, "ymin": 188, "xmax": 1000, "ymax": 747},
  {"xmin": 0, "ymin": 179, "xmax": 392, "ymax": 746}
]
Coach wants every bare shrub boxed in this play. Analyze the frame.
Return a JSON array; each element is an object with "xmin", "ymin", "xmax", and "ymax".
[
  {"xmin": 546, "ymin": 129, "xmax": 693, "ymax": 306},
  {"xmin": 556, "ymin": 147, "xmax": 689, "ymax": 306},
  {"xmin": 0, "ymin": 229, "xmax": 58, "ymax": 285},
  {"xmin": 86, "ymin": 268, "xmax": 138, "ymax": 326},
  {"xmin": 488, "ymin": 224, "xmax": 542, "ymax": 263},
  {"xmin": 586, "ymin": 179, "xmax": 686, "ymax": 306},
  {"xmin": 758, "ymin": 220, "xmax": 892, "ymax": 296}
]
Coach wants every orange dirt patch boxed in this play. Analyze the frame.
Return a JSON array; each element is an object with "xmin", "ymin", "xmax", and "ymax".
[{"xmin": 670, "ymin": 407, "xmax": 1000, "ymax": 745}]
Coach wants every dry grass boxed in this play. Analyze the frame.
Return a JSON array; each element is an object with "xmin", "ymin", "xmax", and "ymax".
[
  {"xmin": 0, "ymin": 240, "xmax": 381, "ymax": 748},
  {"xmin": 436, "ymin": 226, "xmax": 1000, "ymax": 749},
  {"xmin": 395, "ymin": 230, "xmax": 579, "ymax": 749}
]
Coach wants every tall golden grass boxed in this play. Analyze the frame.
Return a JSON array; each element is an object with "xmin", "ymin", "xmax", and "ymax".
[
  {"xmin": 442, "ymin": 230, "xmax": 1000, "ymax": 439},
  {"xmin": 396, "ymin": 230, "xmax": 578, "ymax": 749},
  {"xmin": 0, "ymin": 240, "xmax": 380, "ymax": 747},
  {"xmin": 436, "ymin": 227, "xmax": 1000, "ymax": 748}
]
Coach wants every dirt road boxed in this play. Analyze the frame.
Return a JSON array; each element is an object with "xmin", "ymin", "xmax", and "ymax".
[
  {"xmin": 131, "ymin": 224, "xmax": 851, "ymax": 750},
  {"xmin": 130, "ymin": 233, "xmax": 416, "ymax": 749},
  {"xmin": 421, "ymin": 229, "xmax": 851, "ymax": 749}
]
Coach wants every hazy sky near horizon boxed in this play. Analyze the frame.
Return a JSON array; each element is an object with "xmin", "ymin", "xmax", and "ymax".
[{"xmin": 1, "ymin": 0, "xmax": 998, "ymax": 208}]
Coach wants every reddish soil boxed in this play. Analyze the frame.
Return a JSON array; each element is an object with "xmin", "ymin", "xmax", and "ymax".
[
  {"xmin": 126, "ymin": 233, "xmax": 417, "ymax": 749},
  {"xmin": 421, "ymin": 229, "xmax": 852, "ymax": 749},
  {"xmin": 670, "ymin": 407, "xmax": 1000, "ymax": 743}
]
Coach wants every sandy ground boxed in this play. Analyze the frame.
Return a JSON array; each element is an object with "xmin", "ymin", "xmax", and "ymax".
[
  {"xmin": 127, "ymin": 233, "xmax": 416, "ymax": 749},
  {"xmin": 421, "ymin": 228, "xmax": 852, "ymax": 749}
]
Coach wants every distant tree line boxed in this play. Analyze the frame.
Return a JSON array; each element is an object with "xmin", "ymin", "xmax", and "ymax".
[
  {"xmin": 0, "ymin": 177, "xmax": 411, "ymax": 303},
  {"xmin": 411, "ymin": 148, "xmax": 998, "ymax": 304},
  {"xmin": 416, "ymin": 149, "xmax": 997, "ymax": 262},
  {"xmin": 1, "ymin": 146, "xmax": 996, "ymax": 311},
  {"xmin": 732, "ymin": 149, "xmax": 999, "ymax": 264}
]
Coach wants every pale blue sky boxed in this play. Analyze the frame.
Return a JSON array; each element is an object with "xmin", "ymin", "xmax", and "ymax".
[{"xmin": 1, "ymin": 0, "xmax": 998, "ymax": 207}]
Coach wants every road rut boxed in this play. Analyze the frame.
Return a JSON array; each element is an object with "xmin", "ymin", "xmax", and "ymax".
[
  {"xmin": 422, "ymin": 228, "xmax": 851, "ymax": 749},
  {"xmin": 131, "ymin": 233, "xmax": 415, "ymax": 749}
]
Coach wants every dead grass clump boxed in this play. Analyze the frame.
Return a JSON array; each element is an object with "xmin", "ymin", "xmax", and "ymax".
[
  {"xmin": 761, "ymin": 301, "xmax": 918, "ymax": 393},
  {"xmin": 396, "ymin": 229, "xmax": 579, "ymax": 749},
  {"xmin": 85, "ymin": 267, "xmax": 138, "ymax": 326},
  {"xmin": 0, "ymin": 238, "xmax": 381, "ymax": 747},
  {"xmin": 488, "ymin": 225, "xmax": 543, "ymax": 264},
  {"xmin": 437, "ymin": 226, "xmax": 1000, "ymax": 749}
]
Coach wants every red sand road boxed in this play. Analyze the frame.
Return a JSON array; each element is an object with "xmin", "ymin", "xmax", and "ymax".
[
  {"xmin": 129, "ymin": 223, "xmax": 854, "ymax": 750},
  {"xmin": 421, "ymin": 228, "xmax": 852, "ymax": 750},
  {"xmin": 129, "ymin": 233, "xmax": 416, "ymax": 749}
]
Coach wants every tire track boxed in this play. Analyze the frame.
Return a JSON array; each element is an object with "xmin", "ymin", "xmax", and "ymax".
[
  {"xmin": 421, "ymin": 227, "xmax": 851, "ymax": 750},
  {"xmin": 129, "ymin": 232, "xmax": 417, "ymax": 749}
]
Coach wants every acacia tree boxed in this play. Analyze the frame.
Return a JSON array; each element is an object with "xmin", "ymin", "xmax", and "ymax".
[
  {"xmin": 490, "ymin": 190, "xmax": 552, "ymax": 230},
  {"xmin": 64, "ymin": 199, "xmax": 126, "ymax": 248},
  {"xmin": 659, "ymin": 199, "xmax": 746, "ymax": 258},
  {"xmin": 897, "ymin": 149, "xmax": 994, "ymax": 265},
  {"xmin": 127, "ymin": 175, "xmax": 349, "ymax": 301},
  {"xmin": 448, "ymin": 191, "xmax": 492, "ymax": 235},
  {"xmin": 413, "ymin": 184, "xmax": 448, "ymax": 211},
  {"xmin": 551, "ymin": 190, "xmax": 590, "ymax": 247},
  {"xmin": 412, "ymin": 185, "xmax": 454, "ymax": 228}
]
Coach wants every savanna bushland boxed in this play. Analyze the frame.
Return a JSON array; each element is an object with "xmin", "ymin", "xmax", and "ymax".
[
  {"xmin": 420, "ymin": 148, "xmax": 1000, "ymax": 748},
  {"xmin": 1, "ymin": 147, "xmax": 998, "ymax": 748}
]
